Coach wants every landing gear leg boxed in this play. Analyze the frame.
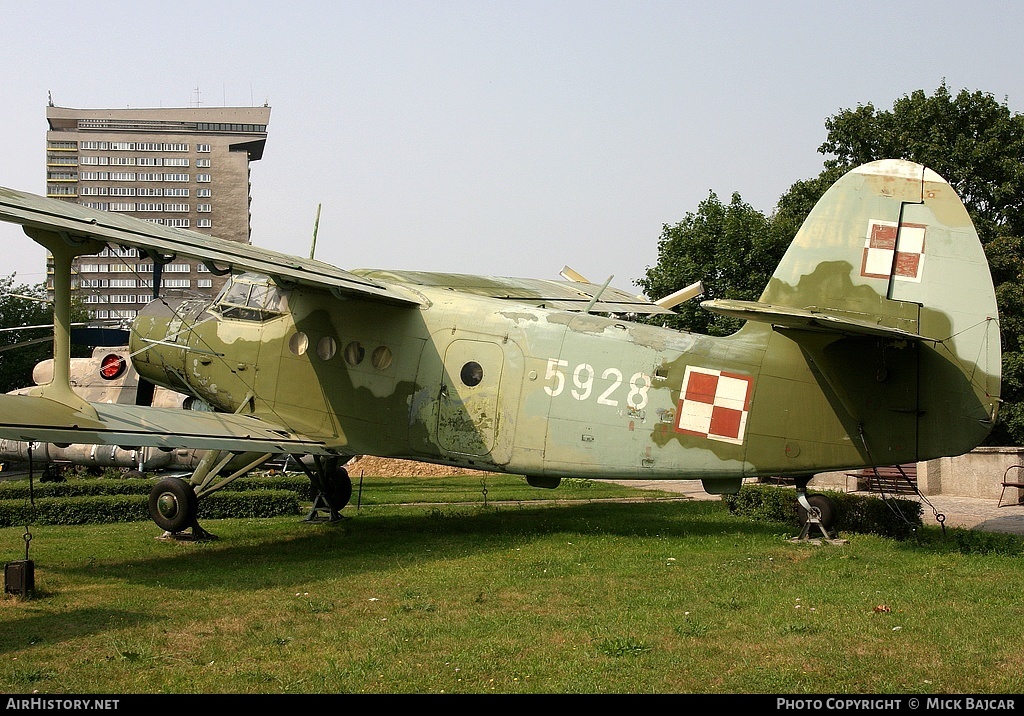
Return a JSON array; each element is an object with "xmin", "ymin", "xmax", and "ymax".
[
  {"xmin": 147, "ymin": 450, "xmax": 274, "ymax": 541},
  {"xmin": 791, "ymin": 477, "xmax": 845, "ymax": 544}
]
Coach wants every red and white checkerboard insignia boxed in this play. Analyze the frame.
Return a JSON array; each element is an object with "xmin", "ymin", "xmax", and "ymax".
[
  {"xmin": 860, "ymin": 220, "xmax": 926, "ymax": 283},
  {"xmin": 674, "ymin": 366, "xmax": 753, "ymax": 445}
]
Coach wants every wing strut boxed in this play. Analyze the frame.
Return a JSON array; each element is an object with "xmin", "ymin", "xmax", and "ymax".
[{"xmin": 24, "ymin": 228, "xmax": 104, "ymax": 416}]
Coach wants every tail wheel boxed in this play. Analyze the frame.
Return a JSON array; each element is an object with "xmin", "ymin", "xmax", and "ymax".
[
  {"xmin": 797, "ymin": 494, "xmax": 837, "ymax": 531},
  {"xmin": 148, "ymin": 477, "xmax": 198, "ymax": 533}
]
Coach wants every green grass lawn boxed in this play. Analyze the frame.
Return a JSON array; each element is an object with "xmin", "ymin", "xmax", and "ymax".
[{"xmin": 0, "ymin": 476, "xmax": 1021, "ymax": 694}]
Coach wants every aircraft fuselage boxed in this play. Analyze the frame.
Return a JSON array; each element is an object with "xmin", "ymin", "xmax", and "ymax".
[{"xmin": 129, "ymin": 268, "xmax": 980, "ymax": 490}]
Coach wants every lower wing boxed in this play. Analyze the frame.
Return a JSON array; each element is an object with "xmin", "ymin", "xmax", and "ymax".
[{"xmin": 0, "ymin": 394, "xmax": 335, "ymax": 455}]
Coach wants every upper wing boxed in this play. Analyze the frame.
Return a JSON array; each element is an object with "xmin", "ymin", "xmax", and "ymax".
[
  {"xmin": 0, "ymin": 185, "xmax": 672, "ymax": 315},
  {"xmin": 0, "ymin": 186, "xmax": 421, "ymax": 307},
  {"xmin": 0, "ymin": 394, "xmax": 336, "ymax": 455},
  {"xmin": 352, "ymin": 269, "xmax": 675, "ymax": 315}
]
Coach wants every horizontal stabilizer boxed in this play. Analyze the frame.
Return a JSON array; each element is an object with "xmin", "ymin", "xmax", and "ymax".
[{"xmin": 701, "ymin": 298, "xmax": 925, "ymax": 341}]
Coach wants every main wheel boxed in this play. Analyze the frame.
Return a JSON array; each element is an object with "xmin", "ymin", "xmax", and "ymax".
[
  {"xmin": 148, "ymin": 477, "xmax": 198, "ymax": 533},
  {"xmin": 322, "ymin": 467, "xmax": 353, "ymax": 511},
  {"xmin": 797, "ymin": 493, "xmax": 837, "ymax": 531}
]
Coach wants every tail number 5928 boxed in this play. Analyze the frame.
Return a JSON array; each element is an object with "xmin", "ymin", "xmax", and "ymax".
[{"xmin": 543, "ymin": 358, "xmax": 650, "ymax": 410}]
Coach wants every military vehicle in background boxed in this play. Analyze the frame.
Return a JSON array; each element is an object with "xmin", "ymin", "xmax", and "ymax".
[{"xmin": 0, "ymin": 346, "xmax": 241, "ymax": 478}]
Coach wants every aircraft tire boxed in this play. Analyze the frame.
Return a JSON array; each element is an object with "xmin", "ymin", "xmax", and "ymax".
[
  {"xmin": 148, "ymin": 477, "xmax": 198, "ymax": 533},
  {"xmin": 324, "ymin": 467, "xmax": 353, "ymax": 511},
  {"xmin": 797, "ymin": 494, "xmax": 836, "ymax": 531}
]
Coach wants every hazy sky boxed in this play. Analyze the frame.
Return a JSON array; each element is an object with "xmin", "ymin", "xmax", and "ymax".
[{"xmin": 2, "ymin": 1, "xmax": 1022, "ymax": 297}]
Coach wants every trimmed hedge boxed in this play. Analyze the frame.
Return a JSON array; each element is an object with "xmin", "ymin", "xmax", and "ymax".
[
  {"xmin": 722, "ymin": 483, "xmax": 924, "ymax": 540},
  {"xmin": 0, "ymin": 474, "xmax": 311, "ymax": 527},
  {"xmin": 0, "ymin": 474, "xmax": 315, "ymax": 501}
]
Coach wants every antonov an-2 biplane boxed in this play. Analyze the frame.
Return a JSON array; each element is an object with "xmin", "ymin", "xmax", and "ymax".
[{"xmin": 0, "ymin": 159, "xmax": 1002, "ymax": 538}]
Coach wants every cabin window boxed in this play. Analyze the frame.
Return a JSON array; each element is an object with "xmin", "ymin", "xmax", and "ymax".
[
  {"xmin": 289, "ymin": 332, "xmax": 308, "ymax": 356},
  {"xmin": 212, "ymin": 273, "xmax": 287, "ymax": 322},
  {"xmin": 371, "ymin": 346, "xmax": 393, "ymax": 371},
  {"xmin": 317, "ymin": 336, "xmax": 337, "ymax": 361},
  {"xmin": 460, "ymin": 361, "xmax": 483, "ymax": 387},
  {"xmin": 344, "ymin": 341, "xmax": 365, "ymax": 366}
]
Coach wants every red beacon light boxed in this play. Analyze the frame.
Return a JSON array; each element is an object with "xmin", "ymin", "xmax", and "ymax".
[{"xmin": 99, "ymin": 353, "xmax": 127, "ymax": 380}]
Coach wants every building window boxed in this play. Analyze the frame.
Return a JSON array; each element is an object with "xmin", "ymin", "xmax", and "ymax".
[
  {"xmin": 196, "ymin": 188, "xmax": 211, "ymax": 197},
  {"xmin": 196, "ymin": 144, "xmax": 211, "ymax": 153},
  {"xmin": 196, "ymin": 174, "xmax": 211, "ymax": 183},
  {"xmin": 196, "ymin": 159, "xmax": 211, "ymax": 168},
  {"xmin": 165, "ymin": 173, "xmax": 189, "ymax": 182},
  {"xmin": 197, "ymin": 204, "xmax": 212, "ymax": 213},
  {"xmin": 164, "ymin": 158, "xmax": 189, "ymax": 167},
  {"xmin": 197, "ymin": 278, "xmax": 213, "ymax": 288},
  {"xmin": 102, "ymin": 247, "xmax": 137, "ymax": 258},
  {"xmin": 196, "ymin": 218, "xmax": 212, "ymax": 228}
]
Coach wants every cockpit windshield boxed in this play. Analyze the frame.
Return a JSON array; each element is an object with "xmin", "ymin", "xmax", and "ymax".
[{"xmin": 212, "ymin": 273, "xmax": 288, "ymax": 321}]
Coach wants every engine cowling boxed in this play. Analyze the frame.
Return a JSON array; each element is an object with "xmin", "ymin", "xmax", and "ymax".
[{"xmin": 129, "ymin": 297, "xmax": 212, "ymax": 397}]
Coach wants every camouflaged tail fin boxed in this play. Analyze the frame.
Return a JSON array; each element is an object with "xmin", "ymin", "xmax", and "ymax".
[{"xmin": 730, "ymin": 160, "xmax": 1000, "ymax": 464}]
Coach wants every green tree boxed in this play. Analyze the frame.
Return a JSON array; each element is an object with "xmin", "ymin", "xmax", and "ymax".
[
  {"xmin": 818, "ymin": 82, "xmax": 1024, "ymax": 244},
  {"xmin": 636, "ymin": 191, "xmax": 784, "ymax": 336},
  {"xmin": 0, "ymin": 275, "xmax": 58, "ymax": 393}
]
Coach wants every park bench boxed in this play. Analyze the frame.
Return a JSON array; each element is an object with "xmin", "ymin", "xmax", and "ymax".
[
  {"xmin": 845, "ymin": 463, "xmax": 918, "ymax": 494},
  {"xmin": 998, "ymin": 465, "xmax": 1024, "ymax": 508}
]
